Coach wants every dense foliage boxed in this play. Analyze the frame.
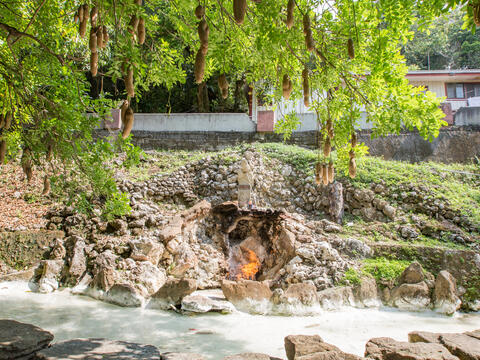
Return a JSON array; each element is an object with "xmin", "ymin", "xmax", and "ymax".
[{"xmin": 0, "ymin": 0, "xmax": 476, "ymax": 216}]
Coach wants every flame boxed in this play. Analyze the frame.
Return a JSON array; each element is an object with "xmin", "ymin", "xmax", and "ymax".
[{"xmin": 237, "ymin": 249, "xmax": 261, "ymax": 280}]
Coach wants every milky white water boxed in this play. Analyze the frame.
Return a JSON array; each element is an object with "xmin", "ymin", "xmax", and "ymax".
[{"xmin": 1, "ymin": 282, "xmax": 479, "ymax": 359}]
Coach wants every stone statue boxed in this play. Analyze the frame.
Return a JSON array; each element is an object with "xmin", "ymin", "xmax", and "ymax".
[{"xmin": 237, "ymin": 158, "xmax": 252, "ymax": 208}]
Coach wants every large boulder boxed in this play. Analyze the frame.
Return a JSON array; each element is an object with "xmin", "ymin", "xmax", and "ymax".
[
  {"xmin": 390, "ymin": 282, "xmax": 431, "ymax": 311},
  {"xmin": 129, "ymin": 237, "xmax": 164, "ymax": 266},
  {"xmin": 282, "ymin": 283, "xmax": 318, "ymax": 306},
  {"xmin": 127, "ymin": 261, "xmax": 167, "ymax": 298},
  {"xmin": 284, "ymin": 335, "xmax": 362, "ymax": 360},
  {"xmin": 317, "ymin": 287, "xmax": 355, "ymax": 310},
  {"xmin": 365, "ymin": 337, "xmax": 458, "ymax": 360},
  {"xmin": 35, "ymin": 338, "xmax": 161, "ymax": 359},
  {"xmin": 105, "ymin": 284, "xmax": 144, "ymax": 307},
  {"xmin": 221, "ymin": 280, "xmax": 272, "ymax": 303},
  {"xmin": 0, "ymin": 320, "xmax": 54, "ymax": 360},
  {"xmin": 433, "ymin": 271, "xmax": 461, "ymax": 315},
  {"xmin": 66, "ymin": 236, "xmax": 87, "ymax": 285},
  {"xmin": 398, "ymin": 262, "xmax": 424, "ymax": 285},
  {"xmin": 439, "ymin": 333, "xmax": 480, "ymax": 360},
  {"xmin": 223, "ymin": 353, "xmax": 280, "ymax": 360},
  {"xmin": 150, "ymin": 278, "xmax": 197, "ymax": 308},
  {"xmin": 353, "ymin": 277, "xmax": 379, "ymax": 308},
  {"xmin": 37, "ymin": 259, "xmax": 64, "ymax": 293},
  {"xmin": 181, "ymin": 293, "xmax": 235, "ymax": 313}
]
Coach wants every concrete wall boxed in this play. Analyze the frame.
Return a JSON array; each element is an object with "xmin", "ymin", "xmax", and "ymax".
[
  {"xmin": 132, "ymin": 113, "xmax": 256, "ymax": 132},
  {"xmin": 454, "ymin": 107, "xmax": 480, "ymax": 126}
]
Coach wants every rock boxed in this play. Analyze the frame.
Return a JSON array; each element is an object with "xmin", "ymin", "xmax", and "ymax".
[
  {"xmin": 162, "ymin": 353, "xmax": 205, "ymax": 360},
  {"xmin": 93, "ymin": 267, "xmax": 115, "ymax": 291},
  {"xmin": 67, "ymin": 237, "xmax": 87, "ymax": 285},
  {"xmin": 328, "ymin": 182, "xmax": 344, "ymax": 224},
  {"xmin": 0, "ymin": 319, "xmax": 54, "ymax": 359},
  {"xmin": 0, "ymin": 268, "xmax": 35, "ymax": 282},
  {"xmin": 285, "ymin": 335, "xmax": 331, "ymax": 360},
  {"xmin": 50, "ymin": 239, "xmax": 66, "ymax": 260},
  {"xmin": 168, "ymin": 242, "xmax": 198, "ymax": 277},
  {"xmin": 440, "ymin": 333, "xmax": 480, "ymax": 360},
  {"xmin": 353, "ymin": 277, "xmax": 379, "ymax": 308},
  {"xmin": 35, "ymin": 338, "xmax": 161, "ymax": 359},
  {"xmin": 108, "ymin": 219, "xmax": 128, "ymax": 235},
  {"xmin": 181, "ymin": 294, "xmax": 235, "ymax": 313},
  {"xmin": 221, "ymin": 280, "xmax": 273, "ymax": 303},
  {"xmin": 398, "ymin": 262, "xmax": 424, "ymax": 284},
  {"xmin": 433, "ymin": 271, "xmax": 461, "ymax": 315},
  {"xmin": 365, "ymin": 337, "xmax": 458, "ymax": 360},
  {"xmin": 283, "ymin": 283, "xmax": 318, "ymax": 306},
  {"xmin": 317, "ymin": 286, "xmax": 354, "ymax": 310},
  {"xmin": 390, "ymin": 282, "xmax": 431, "ymax": 310},
  {"xmin": 128, "ymin": 261, "xmax": 167, "ymax": 297},
  {"xmin": 330, "ymin": 238, "xmax": 372, "ymax": 259},
  {"xmin": 399, "ymin": 226, "xmax": 419, "ymax": 239},
  {"xmin": 150, "ymin": 278, "xmax": 197, "ymax": 307},
  {"xmin": 130, "ymin": 237, "xmax": 164, "ymax": 266},
  {"xmin": 105, "ymin": 284, "xmax": 144, "ymax": 307},
  {"xmin": 383, "ymin": 205, "xmax": 396, "ymax": 220},
  {"xmin": 465, "ymin": 330, "xmax": 480, "ymax": 341},
  {"xmin": 409, "ymin": 331, "xmax": 444, "ymax": 344},
  {"xmin": 37, "ymin": 259, "xmax": 64, "ymax": 293},
  {"xmin": 223, "ymin": 353, "xmax": 278, "ymax": 360}
]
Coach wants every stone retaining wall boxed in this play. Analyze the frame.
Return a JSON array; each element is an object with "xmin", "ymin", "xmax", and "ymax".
[{"xmin": 95, "ymin": 125, "xmax": 480, "ymax": 163}]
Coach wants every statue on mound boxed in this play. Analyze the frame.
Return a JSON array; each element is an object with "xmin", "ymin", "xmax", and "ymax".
[{"xmin": 237, "ymin": 158, "xmax": 252, "ymax": 208}]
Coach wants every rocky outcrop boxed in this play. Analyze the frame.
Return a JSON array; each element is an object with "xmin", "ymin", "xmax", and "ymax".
[
  {"xmin": 282, "ymin": 283, "xmax": 318, "ymax": 306},
  {"xmin": 223, "ymin": 353, "xmax": 279, "ymax": 360},
  {"xmin": 365, "ymin": 337, "xmax": 459, "ymax": 360},
  {"xmin": 433, "ymin": 271, "xmax": 461, "ymax": 315},
  {"xmin": 353, "ymin": 277, "xmax": 380, "ymax": 308},
  {"xmin": 0, "ymin": 320, "xmax": 53, "ymax": 359},
  {"xmin": 181, "ymin": 292, "xmax": 235, "ymax": 313},
  {"xmin": 35, "ymin": 338, "xmax": 161, "ymax": 359},
  {"xmin": 37, "ymin": 259, "xmax": 64, "ymax": 293},
  {"xmin": 398, "ymin": 262, "xmax": 424, "ymax": 284},
  {"xmin": 129, "ymin": 237, "xmax": 164, "ymax": 266},
  {"xmin": 317, "ymin": 286, "xmax": 354, "ymax": 310},
  {"xmin": 105, "ymin": 284, "xmax": 144, "ymax": 307}
]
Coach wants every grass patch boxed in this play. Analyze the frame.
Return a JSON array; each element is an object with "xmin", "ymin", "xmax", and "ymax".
[{"xmin": 361, "ymin": 257, "xmax": 411, "ymax": 282}]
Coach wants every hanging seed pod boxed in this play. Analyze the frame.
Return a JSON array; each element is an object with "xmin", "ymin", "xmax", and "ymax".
[
  {"xmin": 74, "ymin": 12, "xmax": 79, "ymax": 23},
  {"xmin": 282, "ymin": 74, "xmax": 292, "ymax": 100},
  {"xmin": 195, "ymin": 5, "xmax": 205, "ymax": 19},
  {"xmin": 347, "ymin": 38, "xmax": 355, "ymax": 59},
  {"xmin": 351, "ymin": 131, "xmax": 357, "ymax": 148},
  {"xmin": 128, "ymin": 15, "xmax": 139, "ymax": 35},
  {"xmin": 323, "ymin": 136, "xmax": 331, "ymax": 157},
  {"xmin": 89, "ymin": 29, "xmax": 97, "ymax": 52},
  {"xmin": 349, "ymin": 157, "xmax": 357, "ymax": 178},
  {"xmin": 0, "ymin": 140, "xmax": 6, "ymax": 165},
  {"xmin": 42, "ymin": 176, "xmax": 50, "ymax": 196},
  {"xmin": 218, "ymin": 74, "xmax": 229, "ymax": 99},
  {"xmin": 122, "ymin": 107, "xmax": 134, "ymax": 139},
  {"xmin": 138, "ymin": 18, "xmax": 146, "ymax": 44},
  {"xmin": 102, "ymin": 26, "xmax": 109, "ymax": 44},
  {"xmin": 233, "ymin": 0, "xmax": 247, "ymax": 25},
  {"xmin": 474, "ymin": 4, "xmax": 480, "ymax": 26},
  {"xmin": 90, "ymin": 52, "xmax": 98, "ymax": 76},
  {"xmin": 302, "ymin": 68, "xmax": 310, "ymax": 107},
  {"xmin": 83, "ymin": 4, "xmax": 89, "ymax": 19},
  {"xmin": 78, "ymin": 5, "xmax": 84, "ymax": 23},
  {"xmin": 21, "ymin": 148, "xmax": 33, "ymax": 183},
  {"xmin": 0, "ymin": 114, "xmax": 4, "ymax": 129},
  {"xmin": 328, "ymin": 161, "xmax": 334, "ymax": 183},
  {"xmin": 286, "ymin": 0, "xmax": 294, "ymax": 29},
  {"xmin": 135, "ymin": 0, "xmax": 142, "ymax": 5},
  {"xmin": 198, "ymin": 19, "xmax": 209, "ymax": 45},
  {"xmin": 125, "ymin": 67, "xmax": 135, "ymax": 97},
  {"xmin": 194, "ymin": 49, "xmax": 206, "ymax": 84},
  {"xmin": 96, "ymin": 27, "xmax": 104, "ymax": 48},
  {"xmin": 303, "ymin": 14, "xmax": 314, "ymax": 52},
  {"xmin": 327, "ymin": 118, "xmax": 333, "ymax": 138},
  {"xmin": 315, "ymin": 162, "xmax": 321, "ymax": 185},
  {"xmin": 322, "ymin": 164, "xmax": 328, "ymax": 185},
  {"xmin": 90, "ymin": 6, "xmax": 98, "ymax": 27},
  {"xmin": 79, "ymin": 18, "xmax": 88, "ymax": 37},
  {"xmin": 120, "ymin": 99, "xmax": 129, "ymax": 125}
]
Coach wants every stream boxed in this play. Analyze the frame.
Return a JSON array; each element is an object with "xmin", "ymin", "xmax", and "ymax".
[{"xmin": 1, "ymin": 281, "xmax": 479, "ymax": 359}]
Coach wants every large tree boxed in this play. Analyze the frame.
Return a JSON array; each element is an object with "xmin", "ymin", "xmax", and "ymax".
[{"xmin": 0, "ymin": 0, "xmax": 475, "ymax": 215}]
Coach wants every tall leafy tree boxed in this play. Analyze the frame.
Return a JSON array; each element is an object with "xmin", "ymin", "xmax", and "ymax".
[{"xmin": 0, "ymin": 0, "xmax": 474, "ymax": 215}]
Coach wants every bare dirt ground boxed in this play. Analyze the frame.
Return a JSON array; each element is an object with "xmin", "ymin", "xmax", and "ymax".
[{"xmin": 0, "ymin": 163, "xmax": 53, "ymax": 231}]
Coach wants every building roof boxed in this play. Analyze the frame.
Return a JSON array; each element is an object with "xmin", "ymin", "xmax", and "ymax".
[{"xmin": 407, "ymin": 69, "xmax": 480, "ymax": 82}]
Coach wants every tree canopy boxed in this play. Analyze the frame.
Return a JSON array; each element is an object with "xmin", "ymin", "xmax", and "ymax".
[{"xmin": 0, "ymin": 0, "xmax": 476, "ymax": 216}]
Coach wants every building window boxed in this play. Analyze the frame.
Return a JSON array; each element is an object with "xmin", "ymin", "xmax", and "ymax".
[
  {"xmin": 446, "ymin": 82, "xmax": 480, "ymax": 99},
  {"xmin": 446, "ymin": 83, "xmax": 464, "ymax": 98}
]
